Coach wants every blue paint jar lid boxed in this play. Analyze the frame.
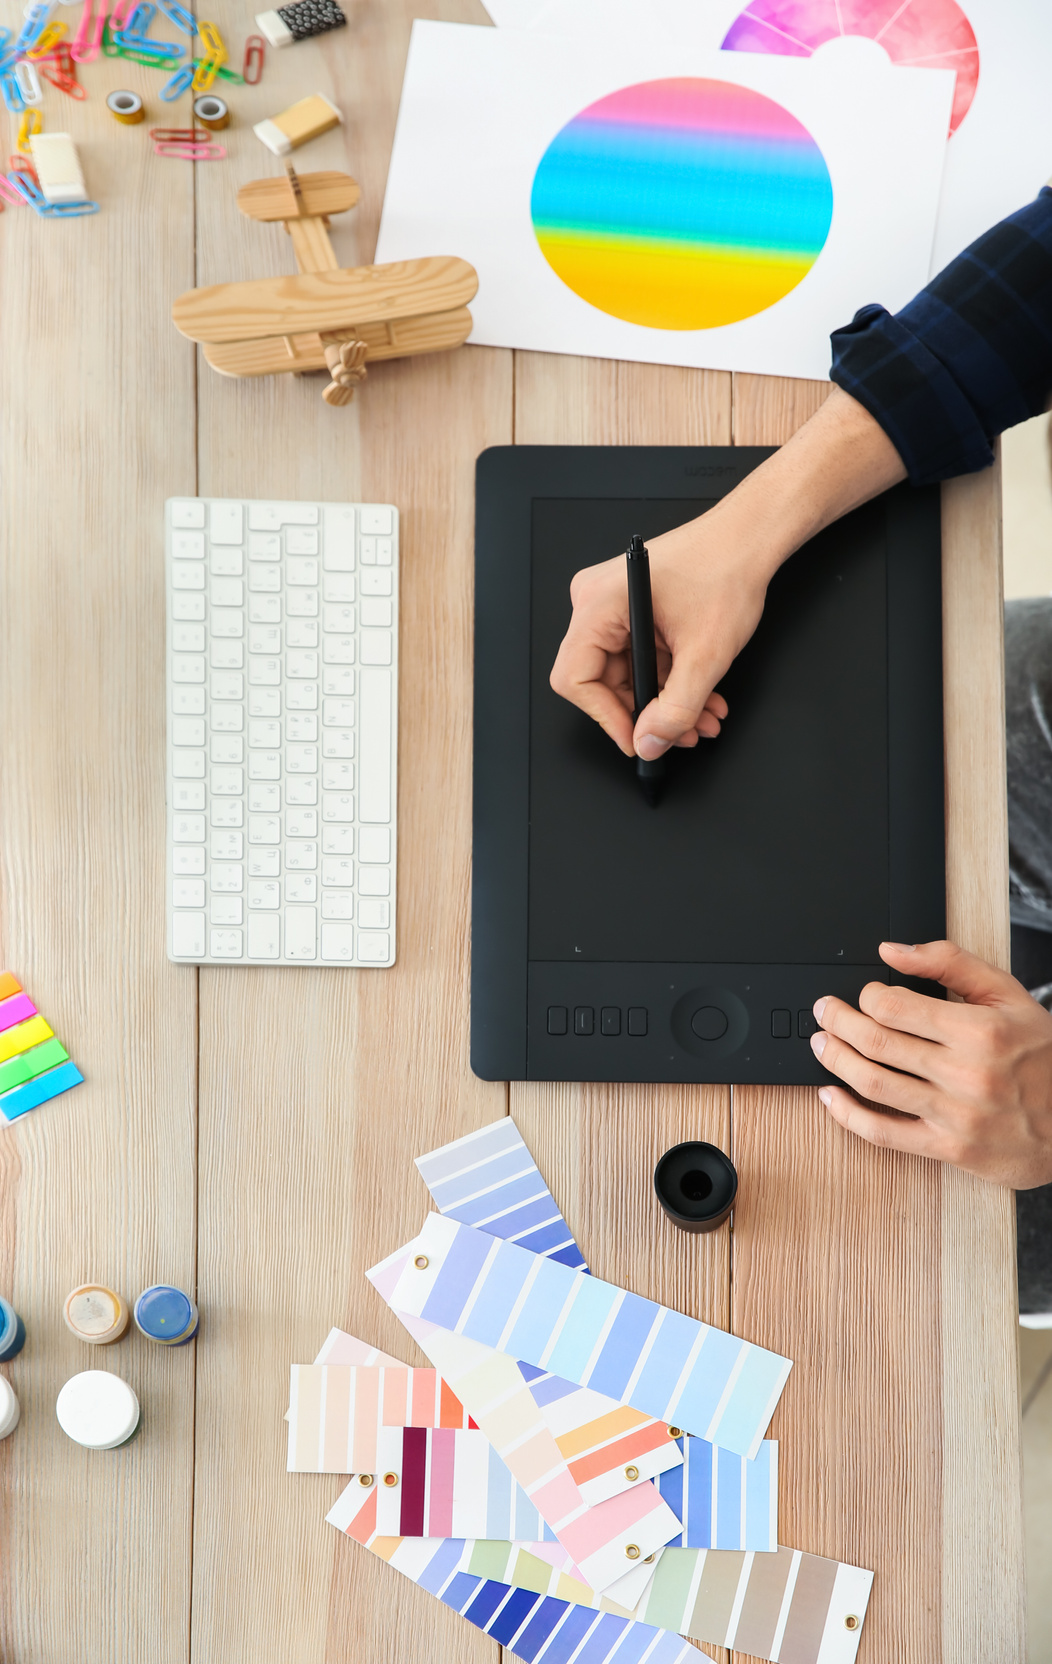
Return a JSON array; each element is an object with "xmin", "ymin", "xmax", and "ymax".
[
  {"xmin": 0, "ymin": 1297, "xmax": 25, "ymax": 1362},
  {"xmin": 133, "ymin": 1285, "xmax": 198, "ymax": 1345}
]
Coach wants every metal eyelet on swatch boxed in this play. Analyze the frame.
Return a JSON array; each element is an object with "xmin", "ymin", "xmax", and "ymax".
[
  {"xmin": 667, "ymin": 1426, "xmax": 682, "ymax": 1439},
  {"xmin": 413, "ymin": 1255, "xmax": 429, "ymax": 1270},
  {"xmin": 383, "ymin": 1471, "xmax": 399, "ymax": 1487},
  {"xmin": 844, "ymin": 1616, "xmax": 859, "ymax": 1631},
  {"xmin": 625, "ymin": 1544, "xmax": 640, "ymax": 1560},
  {"xmin": 624, "ymin": 1464, "xmax": 639, "ymax": 1481},
  {"xmin": 358, "ymin": 1473, "xmax": 374, "ymax": 1488},
  {"xmin": 643, "ymin": 1554, "xmax": 655, "ymax": 1565}
]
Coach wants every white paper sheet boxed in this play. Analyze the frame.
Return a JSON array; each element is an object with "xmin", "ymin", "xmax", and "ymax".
[{"xmin": 376, "ymin": 21, "xmax": 953, "ymax": 380}]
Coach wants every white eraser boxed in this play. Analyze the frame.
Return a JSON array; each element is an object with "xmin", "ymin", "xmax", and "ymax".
[
  {"xmin": 29, "ymin": 132, "xmax": 87, "ymax": 204},
  {"xmin": 255, "ymin": 9, "xmax": 293, "ymax": 46},
  {"xmin": 252, "ymin": 117, "xmax": 292, "ymax": 157}
]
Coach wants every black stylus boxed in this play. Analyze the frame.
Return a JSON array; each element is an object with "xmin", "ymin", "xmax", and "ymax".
[{"xmin": 626, "ymin": 533, "xmax": 664, "ymax": 806}]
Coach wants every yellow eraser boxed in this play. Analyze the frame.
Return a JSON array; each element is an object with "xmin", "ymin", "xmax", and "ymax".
[
  {"xmin": 29, "ymin": 133, "xmax": 87, "ymax": 204},
  {"xmin": 253, "ymin": 93, "xmax": 342, "ymax": 157}
]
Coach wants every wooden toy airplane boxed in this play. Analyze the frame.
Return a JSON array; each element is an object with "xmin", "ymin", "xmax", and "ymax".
[{"xmin": 171, "ymin": 167, "xmax": 478, "ymax": 406}]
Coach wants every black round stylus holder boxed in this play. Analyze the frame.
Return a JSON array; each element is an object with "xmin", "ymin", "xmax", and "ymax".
[{"xmin": 654, "ymin": 1142, "xmax": 738, "ymax": 1234}]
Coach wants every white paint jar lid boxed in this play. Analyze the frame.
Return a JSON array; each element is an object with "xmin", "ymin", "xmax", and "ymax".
[
  {"xmin": 56, "ymin": 1371, "xmax": 140, "ymax": 1449},
  {"xmin": 0, "ymin": 1376, "xmax": 20, "ymax": 1439}
]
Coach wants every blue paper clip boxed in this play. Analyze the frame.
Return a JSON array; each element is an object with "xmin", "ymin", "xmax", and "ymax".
[
  {"xmin": 7, "ymin": 171, "xmax": 99, "ymax": 217},
  {"xmin": 160, "ymin": 61, "xmax": 194, "ymax": 99},
  {"xmin": 0, "ymin": 72, "xmax": 25, "ymax": 112},
  {"xmin": 157, "ymin": 0, "xmax": 197, "ymax": 33},
  {"xmin": 15, "ymin": 2, "xmax": 52, "ymax": 55},
  {"xmin": 49, "ymin": 198, "xmax": 100, "ymax": 216},
  {"xmin": 114, "ymin": 30, "xmax": 182, "ymax": 57},
  {"xmin": 123, "ymin": 0, "xmax": 155, "ymax": 31}
]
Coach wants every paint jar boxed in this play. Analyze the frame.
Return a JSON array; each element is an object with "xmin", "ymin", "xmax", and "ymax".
[
  {"xmin": 133, "ymin": 1285, "xmax": 198, "ymax": 1346},
  {"xmin": 56, "ymin": 1371, "xmax": 140, "ymax": 1449},
  {"xmin": 654, "ymin": 1141, "xmax": 737, "ymax": 1233},
  {"xmin": 63, "ymin": 1284, "xmax": 129, "ymax": 1345},
  {"xmin": 0, "ymin": 1296, "xmax": 26, "ymax": 1361},
  {"xmin": 0, "ymin": 1377, "xmax": 20, "ymax": 1439}
]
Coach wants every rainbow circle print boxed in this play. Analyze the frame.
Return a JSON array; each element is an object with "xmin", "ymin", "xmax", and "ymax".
[{"xmin": 529, "ymin": 77, "xmax": 834, "ymax": 332}]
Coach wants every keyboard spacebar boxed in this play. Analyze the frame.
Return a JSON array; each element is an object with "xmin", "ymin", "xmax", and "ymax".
[{"xmin": 358, "ymin": 667, "xmax": 392, "ymax": 823}]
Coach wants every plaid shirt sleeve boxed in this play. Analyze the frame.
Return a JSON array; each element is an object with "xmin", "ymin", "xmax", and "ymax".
[{"xmin": 829, "ymin": 186, "xmax": 1052, "ymax": 485}]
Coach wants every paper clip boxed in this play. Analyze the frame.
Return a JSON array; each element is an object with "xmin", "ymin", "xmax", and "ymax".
[
  {"xmin": 213, "ymin": 63, "xmax": 243, "ymax": 83},
  {"xmin": 71, "ymin": 0, "xmax": 107, "ymax": 63},
  {"xmin": 0, "ymin": 72, "xmax": 26, "ymax": 111},
  {"xmin": 114, "ymin": 30, "xmax": 182, "ymax": 57},
  {"xmin": 108, "ymin": 0, "xmax": 136, "ymax": 27},
  {"xmin": 0, "ymin": 173, "xmax": 25, "ymax": 208},
  {"xmin": 9, "ymin": 151, "xmax": 39, "ymax": 185},
  {"xmin": 159, "ymin": 62, "xmax": 193, "ymax": 99},
  {"xmin": 148, "ymin": 124, "xmax": 206, "ymax": 141},
  {"xmin": 38, "ymin": 40, "xmax": 85, "ymax": 96},
  {"xmin": 25, "ymin": 19, "xmax": 66, "ymax": 56},
  {"xmin": 154, "ymin": 139, "xmax": 225, "ymax": 159},
  {"xmin": 242, "ymin": 33, "xmax": 264, "ymax": 83},
  {"xmin": 49, "ymin": 197, "xmax": 100, "ymax": 215},
  {"xmin": 191, "ymin": 18, "xmax": 225, "ymax": 90},
  {"xmin": 14, "ymin": 59, "xmax": 42, "ymax": 104},
  {"xmin": 123, "ymin": 0, "xmax": 155, "ymax": 30},
  {"xmin": 15, "ymin": 2, "xmax": 52, "ymax": 55},
  {"xmin": 157, "ymin": 0, "xmax": 196, "ymax": 34},
  {"xmin": 16, "ymin": 108, "xmax": 42, "ymax": 150}
]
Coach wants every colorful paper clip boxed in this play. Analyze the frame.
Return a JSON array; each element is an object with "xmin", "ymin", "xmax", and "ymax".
[
  {"xmin": 159, "ymin": 62, "xmax": 193, "ymax": 99},
  {"xmin": 108, "ymin": 0, "xmax": 137, "ymax": 28},
  {"xmin": 157, "ymin": 0, "xmax": 197, "ymax": 34},
  {"xmin": 148, "ymin": 124, "xmax": 207, "ymax": 141},
  {"xmin": 191, "ymin": 18, "xmax": 225, "ymax": 90},
  {"xmin": 0, "ymin": 72, "xmax": 26, "ymax": 112},
  {"xmin": 242, "ymin": 33, "xmax": 264, "ymax": 84},
  {"xmin": 113, "ymin": 30, "xmax": 182, "ymax": 58},
  {"xmin": 0, "ymin": 173, "xmax": 25, "ymax": 208},
  {"xmin": 213, "ymin": 63, "xmax": 243, "ymax": 84},
  {"xmin": 14, "ymin": 59, "xmax": 43, "ymax": 105},
  {"xmin": 9, "ymin": 152, "xmax": 39, "ymax": 187},
  {"xmin": 71, "ymin": 0, "xmax": 107, "ymax": 63},
  {"xmin": 15, "ymin": 2, "xmax": 52, "ymax": 56},
  {"xmin": 153, "ymin": 138, "xmax": 226, "ymax": 159},
  {"xmin": 16, "ymin": 108, "xmax": 42, "ymax": 152},
  {"xmin": 7, "ymin": 170, "xmax": 98, "ymax": 217},
  {"xmin": 25, "ymin": 20, "xmax": 67, "ymax": 58},
  {"xmin": 38, "ymin": 41, "xmax": 85, "ymax": 98}
]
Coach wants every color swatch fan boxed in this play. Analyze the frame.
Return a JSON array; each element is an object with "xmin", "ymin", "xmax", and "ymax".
[{"xmin": 530, "ymin": 77, "xmax": 833, "ymax": 329}]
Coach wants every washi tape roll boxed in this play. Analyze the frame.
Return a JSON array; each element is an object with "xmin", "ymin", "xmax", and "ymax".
[
  {"xmin": 63, "ymin": 1284, "xmax": 130, "ymax": 1345},
  {"xmin": 192, "ymin": 93, "xmax": 228, "ymax": 130},
  {"xmin": 106, "ymin": 88, "xmax": 144, "ymax": 124},
  {"xmin": 133, "ymin": 1284, "xmax": 198, "ymax": 1346},
  {"xmin": 56, "ymin": 1371, "xmax": 140, "ymax": 1449},
  {"xmin": 0, "ymin": 1296, "xmax": 26, "ymax": 1361},
  {"xmin": 0, "ymin": 1378, "xmax": 20, "ymax": 1440}
]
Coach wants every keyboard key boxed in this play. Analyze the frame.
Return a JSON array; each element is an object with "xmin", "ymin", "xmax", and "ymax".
[
  {"xmin": 249, "ymin": 720, "xmax": 280, "ymax": 748},
  {"xmin": 173, "ymin": 814, "xmax": 206, "ymax": 842},
  {"xmin": 358, "ymin": 868, "xmax": 391, "ymax": 897},
  {"xmin": 211, "ymin": 578, "xmax": 244, "ymax": 607},
  {"xmin": 210, "ymin": 929, "xmax": 243, "ymax": 957},
  {"xmin": 172, "ymin": 594, "xmax": 206, "ymax": 621},
  {"xmin": 286, "ymin": 683, "xmax": 318, "ymax": 710},
  {"xmin": 358, "ymin": 828, "xmax": 390, "ymax": 863},
  {"xmin": 210, "ymin": 766, "xmax": 243, "ymax": 795},
  {"xmin": 248, "ymin": 595, "xmax": 281, "ymax": 623},
  {"xmin": 249, "ymin": 626, "xmax": 281, "ymax": 654},
  {"xmin": 210, "ymin": 736, "xmax": 243, "ymax": 764},
  {"xmin": 248, "ymin": 690, "xmax": 280, "ymax": 717},
  {"xmin": 322, "ymin": 793, "xmax": 354, "ymax": 822},
  {"xmin": 324, "ymin": 699, "xmax": 355, "ymax": 727},
  {"xmin": 173, "ymin": 747, "xmax": 205, "ymax": 778},
  {"xmin": 210, "ymin": 831, "xmax": 244, "ymax": 859},
  {"xmin": 286, "ymin": 589, "xmax": 318, "ymax": 617},
  {"xmin": 286, "ymin": 874, "xmax": 317, "ymax": 901},
  {"xmin": 323, "ymin": 730, "xmax": 354, "ymax": 759},
  {"xmin": 173, "ymin": 848, "xmax": 206, "ymax": 875},
  {"xmin": 171, "ymin": 500, "xmax": 205, "ymax": 529},
  {"xmin": 210, "ymin": 642, "xmax": 244, "ymax": 671},
  {"xmin": 287, "ymin": 651, "xmax": 319, "ymax": 679},
  {"xmin": 210, "ymin": 896, "xmax": 243, "ymax": 925},
  {"xmin": 249, "ymin": 784, "xmax": 280, "ymax": 811},
  {"xmin": 322, "ymin": 857, "xmax": 353, "ymax": 887},
  {"xmin": 173, "ymin": 879, "xmax": 205, "ymax": 908},
  {"xmin": 210, "ymin": 864, "xmax": 243, "ymax": 893},
  {"xmin": 547, "ymin": 1006, "xmax": 568, "ymax": 1037},
  {"xmin": 356, "ymin": 932, "xmax": 391, "ymax": 963},
  {"xmin": 286, "ymin": 744, "xmax": 318, "ymax": 774},
  {"xmin": 359, "ymin": 668, "xmax": 392, "ymax": 823},
  {"xmin": 247, "ymin": 913, "xmax": 280, "ymax": 957},
  {"xmin": 375, "ymin": 537, "xmax": 393, "ymax": 566},
  {"xmin": 323, "ymin": 572, "xmax": 354, "ymax": 601},
  {"xmin": 248, "ymin": 502, "xmax": 318, "ymax": 529},
  {"xmin": 211, "ymin": 706, "xmax": 243, "ymax": 734},
  {"xmin": 172, "ymin": 913, "xmax": 206, "ymax": 956},
  {"xmin": 211, "ymin": 609, "xmax": 244, "ymax": 638},
  {"xmin": 173, "ymin": 625, "xmax": 205, "ymax": 654},
  {"xmin": 248, "ymin": 850, "xmax": 280, "ymax": 876},
  {"xmin": 248, "ymin": 881, "xmax": 280, "ymax": 909},
  {"xmin": 249, "ymin": 816, "xmax": 281, "ymax": 844},
  {"xmin": 210, "ymin": 801, "xmax": 243, "ymax": 827},
  {"xmin": 323, "ymin": 636, "xmax": 355, "ymax": 665},
  {"xmin": 321, "ymin": 891, "xmax": 353, "ymax": 920},
  {"xmin": 324, "ymin": 603, "xmax": 355, "ymax": 632},
  {"xmin": 322, "ymin": 827, "xmax": 354, "ymax": 854},
  {"xmin": 172, "ymin": 561, "xmax": 206, "ymax": 591},
  {"xmin": 286, "ymin": 713, "xmax": 317, "ymax": 741},
  {"xmin": 249, "ymin": 532, "xmax": 281, "ymax": 559},
  {"xmin": 359, "ymin": 570, "xmax": 392, "ymax": 596},
  {"xmin": 286, "ymin": 841, "xmax": 317, "ymax": 870},
  {"xmin": 172, "ymin": 716, "xmax": 205, "ymax": 746},
  {"xmin": 287, "ymin": 528, "xmax": 319, "ymax": 555},
  {"xmin": 284, "ymin": 906, "xmax": 317, "ymax": 959},
  {"xmin": 323, "ymin": 668, "xmax": 354, "ymax": 695},
  {"xmin": 249, "ymin": 564, "xmax": 281, "ymax": 592},
  {"xmin": 360, "ymin": 537, "xmax": 376, "ymax": 564},
  {"xmin": 210, "ymin": 548, "xmax": 243, "ymax": 577},
  {"xmin": 173, "ymin": 783, "xmax": 205, "ymax": 811},
  {"xmin": 249, "ymin": 657, "xmax": 281, "ymax": 686},
  {"xmin": 357, "ymin": 898, "xmax": 389, "ymax": 929},
  {"xmin": 173, "ymin": 656, "xmax": 205, "ymax": 684},
  {"xmin": 323, "ymin": 520, "xmax": 355, "ymax": 571},
  {"xmin": 210, "ymin": 502, "xmax": 243, "ymax": 544},
  {"xmin": 286, "ymin": 809, "xmax": 317, "ymax": 837},
  {"xmin": 286, "ymin": 620, "xmax": 318, "ymax": 647},
  {"xmin": 172, "ymin": 687, "xmax": 205, "ymax": 714},
  {"xmin": 360, "ymin": 598, "xmax": 392, "ymax": 627},
  {"xmin": 323, "ymin": 761, "xmax": 354, "ymax": 790},
  {"xmin": 321, "ymin": 922, "xmax": 355, "ymax": 961},
  {"xmin": 210, "ymin": 672, "xmax": 244, "ymax": 700},
  {"xmin": 285, "ymin": 779, "xmax": 317, "ymax": 805},
  {"xmin": 287, "ymin": 557, "xmax": 318, "ymax": 585},
  {"xmin": 248, "ymin": 752, "xmax": 281, "ymax": 781},
  {"xmin": 360, "ymin": 631, "xmax": 392, "ymax": 667},
  {"xmin": 361, "ymin": 507, "xmax": 393, "ymax": 535}
]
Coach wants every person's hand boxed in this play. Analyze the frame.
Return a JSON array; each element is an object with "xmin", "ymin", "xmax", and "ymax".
[
  {"xmin": 812, "ymin": 939, "xmax": 1052, "ymax": 1187},
  {"xmin": 549, "ymin": 516, "xmax": 772, "ymax": 758}
]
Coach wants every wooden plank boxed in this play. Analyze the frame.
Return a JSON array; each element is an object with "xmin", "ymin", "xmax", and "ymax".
[
  {"xmin": 172, "ymin": 256, "xmax": 479, "ymax": 344},
  {"xmin": 0, "ymin": 48, "xmax": 198, "ymax": 1664},
  {"xmin": 237, "ymin": 171, "xmax": 360, "ymax": 222},
  {"xmin": 202, "ymin": 308, "xmax": 474, "ymax": 378},
  {"xmin": 188, "ymin": 3, "xmax": 506, "ymax": 1662},
  {"xmin": 512, "ymin": 353, "xmax": 735, "ymax": 1664},
  {"xmin": 728, "ymin": 378, "xmax": 1023, "ymax": 1664}
]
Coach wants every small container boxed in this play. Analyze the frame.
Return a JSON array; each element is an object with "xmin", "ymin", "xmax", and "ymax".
[
  {"xmin": 0, "ymin": 1296, "xmax": 26, "ymax": 1361},
  {"xmin": 106, "ymin": 89, "xmax": 145, "ymax": 124},
  {"xmin": 133, "ymin": 1285, "xmax": 198, "ymax": 1346},
  {"xmin": 192, "ymin": 94, "xmax": 228, "ymax": 131},
  {"xmin": 654, "ymin": 1141, "xmax": 738, "ymax": 1234},
  {"xmin": 56, "ymin": 1371, "xmax": 140, "ymax": 1449},
  {"xmin": 0, "ymin": 1377, "xmax": 20, "ymax": 1439},
  {"xmin": 64, "ymin": 1284, "xmax": 130, "ymax": 1345}
]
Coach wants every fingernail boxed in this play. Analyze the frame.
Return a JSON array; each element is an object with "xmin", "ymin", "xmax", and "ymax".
[
  {"xmin": 882, "ymin": 941, "xmax": 915, "ymax": 952},
  {"xmin": 813, "ymin": 997, "xmax": 827, "ymax": 1022},
  {"xmin": 637, "ymin": 734, "xmax": 669, "ymax": 761},
  {"xmin": 818, "ymin": 1088, "xmax": 832, "ymax": 1106},
  {"xmin": 810, "ymin": 1031, "xmax": 827, "ymax": 1058}
]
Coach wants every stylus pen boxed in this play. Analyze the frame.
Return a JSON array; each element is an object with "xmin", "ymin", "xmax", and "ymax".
[{"xmin": 626, "ymin": 533, "xmax": 664, "ymax": 806}]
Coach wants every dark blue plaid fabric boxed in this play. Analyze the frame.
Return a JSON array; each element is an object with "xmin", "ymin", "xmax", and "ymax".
[{"xmin": 830, "ymin": 187, "xmax": 1052, "ymax": 484}]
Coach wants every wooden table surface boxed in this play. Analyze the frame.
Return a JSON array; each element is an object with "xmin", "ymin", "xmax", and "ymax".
[{"xmin": 0, "ymin": 2, "xmax": 1026, "ymax": 1660}]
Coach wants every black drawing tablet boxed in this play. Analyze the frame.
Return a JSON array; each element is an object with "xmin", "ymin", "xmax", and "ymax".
[{"xmin": 472, "ymin": 447, "xmax": 944, "ymax": 1084}]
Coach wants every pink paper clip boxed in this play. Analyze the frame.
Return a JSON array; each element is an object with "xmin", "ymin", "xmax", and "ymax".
[
  {"xmin": 0, "ymin": 174, "xmax": 25, "ymax": 208},
  {"xmin": 153, "ymin": 139, "xmax": 226, "ymax": 160},
  {"xmin": 71, "ymin": 0, "xmax": 108, "ymax": 64},
  {"xmin": 109, "ymin": 0, "xmax": 136, "ymax": 27}
]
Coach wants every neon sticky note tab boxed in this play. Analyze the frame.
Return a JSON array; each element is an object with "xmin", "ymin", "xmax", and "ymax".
[
  {"xmin": 286, "ymin": 1365, "xmax": 474, "ymax": 1472},
  {"xmin": 0, "ymin": 993, "xmax": 37, "ymax": 1034},
  {"xmin": 388, "ymin": 1213, "xmax": 792, "ymax": 1460},
  {"xmin": 0, "ymin": 1037, "xmax": 69, "ymax": 1096},
  {"xmin": 0, "ymin": 973, "xmax": 22, "ymax": 1002},
  {"xmin": 417, "ymin": 1117, "xmax": 588, "ymax": 1270},
  {"xmin": 0, "ymin": 1014, "xmax": 53, "ymax": 1065},
  {"xmin": 0, "ymin": 1060, "xmax": 82, "ymax": 1120},
  {"xmin": 656, "ymin": 1436, "xmax": 777, "ymax": 1552}
]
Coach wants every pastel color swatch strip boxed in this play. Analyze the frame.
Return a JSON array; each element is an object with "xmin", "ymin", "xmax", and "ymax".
[
  {"xmin": 389, "ymin": 1213, "xmax": 792, "ymax": 1459},
  {"xmin": 286, "ymin": 1365, "xmax": 475, "ymax": 1473},
  {"xmin": 312, "ymin": 1328, "xmax": 405, "ymax": 1368},
  {"xmin": 657, "ymin": 1436, "xmax": 777, "ymax": 1552},
  {"xmin": 417, "ymin": 1117, "xmax": 588, "ymax": 1270},
  {"xmin": 359, "ymin": 1534, "xmax": 697, "ymax": 1664},
  {"xmin": 0, "ymin": 1061, "xmax": 83, "ymax": 1121},
  {"xmin": 519, "ymin": 1368, "xmax": 682, "ymax": 1506}
]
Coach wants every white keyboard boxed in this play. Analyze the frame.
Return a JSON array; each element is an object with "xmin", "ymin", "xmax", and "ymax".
[{"xmin": 165, "ymin": 497, "xmax": 398, "ymax": 967}]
